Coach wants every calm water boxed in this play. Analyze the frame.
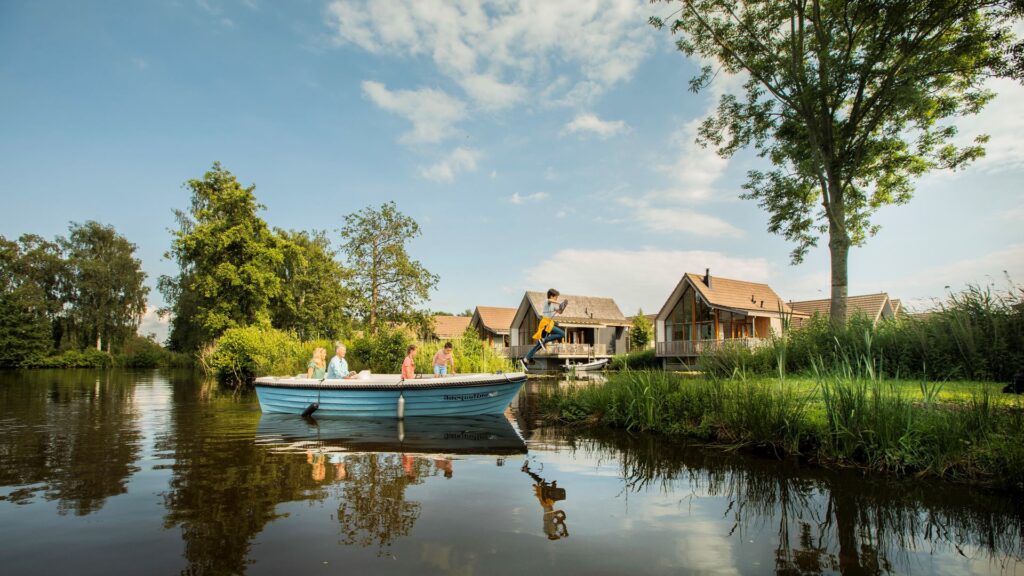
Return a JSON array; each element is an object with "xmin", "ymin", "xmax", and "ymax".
[{"xmin": 1, "ymin": 370, "xmax": 1022, "ymax": 576}]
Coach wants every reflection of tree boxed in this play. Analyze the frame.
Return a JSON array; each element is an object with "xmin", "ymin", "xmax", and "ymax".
[
  {"xmin": 557, "ymin": 427, "xmax": 1024, "ymax": 575},
  {"xmin": 335, "ymin": 453, "xmax": 428, "ymax": 552},
  {"xmin": 0, "ymin": 370, "xmax": 142, "ymax": 515},
  {"xmin": 158, "ymin": 373, "xmax": 327, "ymax": 576}
]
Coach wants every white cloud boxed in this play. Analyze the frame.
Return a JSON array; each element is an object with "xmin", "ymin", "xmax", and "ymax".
[
  {"xmin": 563, "ymin": 113, "xmax": 628, "ymax": 139},
  {"xmin": 327, "ymin": 0, "xmax": 655, "ymax": 109},
  {"xmin": 137, "ymin": 305, "xmax": 170, "ymax": 343},
  {"xmin": 620, "ymin": 198, "xmax": 743, "ymax": 238},
  {"xmin": 361, "ymin": 80, "xmax": 466, "ymax": 144},
  {"xmin": 883, "ymin": 243, "xmax": 1024, "ymax": 309},
  {"xmin": 525, "ymin": 248, "xmax": 772, "ymax": 315},
  {"xmin": 509, "ymin": 192, "xmax": 549, "ymax": 204},
  {"xmin": 419, "ymin": 147, "xmax": 481, "ymax": 182},
  {"xmin": 651, "ymin": 117, "xmax": 730, "ymax": 202}
]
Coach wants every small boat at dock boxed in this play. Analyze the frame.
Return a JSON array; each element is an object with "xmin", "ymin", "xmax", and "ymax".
[
  {"xmin": 561, "ymin": 358, "xmax": 609, "ymax": 372},
  {"xmin": 254, "ymin": 372, "xmax": 527, "ymax": 417}
]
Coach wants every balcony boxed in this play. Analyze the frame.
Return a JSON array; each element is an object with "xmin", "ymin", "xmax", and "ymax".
[
  {"xmin": 656, "ymin": 338, "xmax": 765, "ymax": 357},
  {"xmin": 509, "ymin": 343, "xmax": 611, "ymax": 359}
]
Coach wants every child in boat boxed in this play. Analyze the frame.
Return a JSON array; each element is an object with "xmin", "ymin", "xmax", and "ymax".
[
  {"xmin": 522, "ymin": 288, "xmax": 567, "ymax": 369},
  {"xmin": 401, "ymin": 344, "xmax": 417, "ymax": 380},
  {"xmin": 432, "ymin": 342, "xmax": 455, "ymax": 377}
]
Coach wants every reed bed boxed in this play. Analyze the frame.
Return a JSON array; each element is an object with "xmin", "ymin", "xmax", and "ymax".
[{"xmin": 539, "ymin": 348, "xmax": 1024, "ymax": 490}]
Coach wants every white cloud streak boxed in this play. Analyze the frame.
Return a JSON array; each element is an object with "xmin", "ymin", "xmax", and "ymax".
[
  {"xmin": 620, "ymin": 198, "xmax": 743, "ymax": 238},
  {"xmin": 419, "ymin": 147, "xmax": 481, "ymax": 182},
  {"xmin": 509, "ymin": 191, "xmax": 549, "ymax": 204},
  {"xmin": 361, "ymin": 80, "xmax": 466, "ymax": 144},
  {"xmin": 327, "ymin": 0, "xmax": 655, "ymax": 109},
  {"xmin": 563, "ymin": 113, "xmax": 628, "ymax": 139}
]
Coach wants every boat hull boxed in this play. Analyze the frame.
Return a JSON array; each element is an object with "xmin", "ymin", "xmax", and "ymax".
[{"xmin": 254, "ymin": 373, "xmax": 526, "ymax": 417}]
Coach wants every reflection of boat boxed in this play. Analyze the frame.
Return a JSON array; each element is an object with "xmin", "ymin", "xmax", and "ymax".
[
  {"xmin": 562, "ymin": 358, "xmax": 609, "ymax": 372},
  {"xmin": 254, "ymin": 372, "xmax": 527, "ymax": 417},
  {"xmin": 255, "ymin": 414, "xmax": 528, "ymax": 455}
]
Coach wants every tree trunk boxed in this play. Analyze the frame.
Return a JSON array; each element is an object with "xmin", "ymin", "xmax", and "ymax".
[
  {"xmin": 828, "ymin": 229, "xmax": 849, "ymax": 326},
  {"xmin": 96, "ymin": 333, "xmax": 102, "ymax": 351}
]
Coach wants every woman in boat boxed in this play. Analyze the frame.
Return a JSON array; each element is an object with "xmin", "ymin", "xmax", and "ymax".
[{"xmin": 306, "ymin": 347, "xmax": 327, "ymax": 379}]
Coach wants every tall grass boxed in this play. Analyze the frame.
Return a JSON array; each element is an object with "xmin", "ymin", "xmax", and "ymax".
[{"xmin": 539, "ymin": 334, "xmax": 1024, "ymax": 489}]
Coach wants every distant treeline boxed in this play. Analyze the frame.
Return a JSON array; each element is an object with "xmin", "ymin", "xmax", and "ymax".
[{"xmin": 1, "ymin": 221, "xmax": 153, "ymax": 368}]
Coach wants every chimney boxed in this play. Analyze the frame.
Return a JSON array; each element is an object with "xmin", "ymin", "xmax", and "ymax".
[{"xmin": 704, "ymin": 268, "xmax": 712, "ymax": 289}]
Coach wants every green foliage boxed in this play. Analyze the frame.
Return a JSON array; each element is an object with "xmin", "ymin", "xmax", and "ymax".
[
  {"xmin": 340, "ymin": 201, "xmax": 438, "ymax": 333},
  {"xmin": 629, "ymin": 309, "xmax": 653, "ymax": 350},
  {"xmin": 30, "ymin": 349, "xmax": 115, "ymax": 369},
  {"xmin": 202, "ymin": 326, "xmax": 304, "ymax": 386},
  {"xmin": 61, "ymin": 221, "xmax": 149, "ymax": 352},
  {"xmin": 652, "ymin": 0, "xmax": 1015, "ymax": 323},
  {"xmin": 0, "ymin": 290, "xmax": 51, "ymax": 367},
  {"xmin": 161, "ymin": 163, "xmax": 284, "ymax": 351},
  {"xmin": 610, "ymin": 348, "xmax": 660, "ymax": 371},
  {"xmin": 348, "ymin": 328, "xmax": 410, "ymax": 374},
  {"xmin": 411, "ymin": 328, "xmax": 513, "ymax": 375},
  {"xmin": 539, "ymin": 368, "xmax": 1022, "ymax": 488},
  {"xmin": 271, "ymin": 229, "xmax": 351, "ymax": 340}
]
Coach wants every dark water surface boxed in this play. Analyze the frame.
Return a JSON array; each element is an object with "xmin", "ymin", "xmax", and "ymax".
[{"xmin": 1, "ymin": 370, "xmax": 1021, "ymax": 575}]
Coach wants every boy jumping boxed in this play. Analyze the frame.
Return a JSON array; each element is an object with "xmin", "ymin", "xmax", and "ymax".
[{"xmin": 521, "ymin": 288, "xmax": 567, "ymax": 370}]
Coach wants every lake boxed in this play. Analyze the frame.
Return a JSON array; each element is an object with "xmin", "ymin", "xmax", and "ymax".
[{"xmin": 1, "ymin": 369, "xmax": 1021, "ymax": 575}]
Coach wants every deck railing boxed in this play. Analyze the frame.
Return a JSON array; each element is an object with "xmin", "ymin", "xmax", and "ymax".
[
  {"xmin": 656, "ymin": 338, "xmax": 765, "ymax": 357},
  {"xmin": 509, "ymin": 343, "xmax": 611, "ymax": 358}
]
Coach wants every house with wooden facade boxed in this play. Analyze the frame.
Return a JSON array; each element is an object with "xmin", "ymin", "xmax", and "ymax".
[
  {"xmin": 654, "ymin": 270, "xmax": 799, "ymax": 369},
  {"xmin": 509, "ymin": 291, "xmax": 629, "ymax": 370},
  {"xmin": 430, "ymin": 315, "xmax": 472, "ymax": 340},
  {"xmin": 789, "ymin": 293, "xmax": 899, "ymax": 327},
  {"xmin": 469, "ymin": 306, "xmax": 516, "ymax": 353}
]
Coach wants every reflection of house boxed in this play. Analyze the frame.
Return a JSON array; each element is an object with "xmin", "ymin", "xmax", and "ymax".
[
  {"xmin": 469, "ymin": 306, "xmax": 516, "ymax": 351},
  {"xmin": 655, "ymin": 270, "xmax": 798, "ymax": 370},
  {"xmin": 431, "ymin": 315, "xmax": 472, "ymax": 340},
  {"xmin": 789, "ymin": 293, "xmax": 898, "ymax": 327},
  {"xmin": 509, "ymin": 292, "xmax": 629, "ymax": 370}
]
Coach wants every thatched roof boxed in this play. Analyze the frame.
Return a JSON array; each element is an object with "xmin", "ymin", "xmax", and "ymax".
[{"xmin": 522, "ymin": 291, "xmax": 628, "ymax": 326}]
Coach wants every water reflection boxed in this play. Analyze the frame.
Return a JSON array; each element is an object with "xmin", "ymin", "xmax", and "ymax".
[
  {"xmin": 0, "ymin": 370, "xmax": 143, "ymax": 515},
  {"xmin": 558, "ymin": 428, "xmax": 1024, "ymax": 575},
  {"xmin": 521, "ymin": 459, "xmax": 569, "ymax": 540}
]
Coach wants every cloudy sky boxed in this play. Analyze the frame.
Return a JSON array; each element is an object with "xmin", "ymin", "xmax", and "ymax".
[{"xmin": 2, "ymin": 1, "xmax": 1022, "ymax": 341}]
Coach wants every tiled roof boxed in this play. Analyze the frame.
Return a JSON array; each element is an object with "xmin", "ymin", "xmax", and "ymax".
[
  {"xmin": 473, "ymin": 306, "xmax": 516, "ymax": 333},
  {"xmin": 683, "ymin": 273, "xmax": 794, "ymax": 315},
  {"xmin": 890, "ymin": 299, "xmax": 904, "ymax": 316},
  {"xmin": 432, "ymin": 315, "xmax": 472, "ymax": 338},
  {"xmin": 524, "ymin": 291, "xmax": 628, "ymax": 326},
  {"xmin": 789, "ymin": 293, "xmax": 890, "ymax": 323}
]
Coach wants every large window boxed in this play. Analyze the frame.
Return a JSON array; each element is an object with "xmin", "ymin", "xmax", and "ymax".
[{"xmin": 666, "ymin": 284, "xmax": 717, "ymax": 341}]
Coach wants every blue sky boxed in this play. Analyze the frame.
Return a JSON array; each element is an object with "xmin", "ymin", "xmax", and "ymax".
[{"xmin": 2, "ymin": 0, "xmax": 1022, "ymax": 341}]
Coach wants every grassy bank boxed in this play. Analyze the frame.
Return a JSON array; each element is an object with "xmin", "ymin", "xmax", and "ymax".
[{"xmin": 538, "ymin": 365, "xmax": 1024, "ymax": 491}]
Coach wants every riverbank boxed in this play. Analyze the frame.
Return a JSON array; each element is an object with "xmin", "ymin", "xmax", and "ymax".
[{"xmin": 537, "ymin": 369, "xmax": 1024, "ymax": 491}]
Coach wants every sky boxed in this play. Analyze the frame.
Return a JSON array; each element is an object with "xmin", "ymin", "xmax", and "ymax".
[{"xmin": 2, "ymin": 0, "xmax": 1022, "ymax": 342}]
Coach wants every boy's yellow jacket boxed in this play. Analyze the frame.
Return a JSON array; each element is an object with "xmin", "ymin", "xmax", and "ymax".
[{"xmin": 532, "ymin": 317, "xmax": 555, "ymax": 341}]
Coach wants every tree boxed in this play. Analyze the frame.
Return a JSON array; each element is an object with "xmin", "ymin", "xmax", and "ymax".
[
  {"xmin": 2, "ymin": 234, "xmax": 71, "ymax": 349},
  {"xmin": 160, "ymin": 163, "xmax": 284, "ymax": 350},
  {"xmin": 271, "ymin": 229, "xmax": 351, "ymax": 340},
  {"xmin": 61, "ymin": 221, "xmax": 149, "ymax": 352},
  {"xmin": 652, "ymin": 0, "xmax": 1016, "ymax": 324},
  {"xmin": 630, "ymin": 309, "xmax": 654, "ymax": 350},
  {"xmin": 339, "ymin": 202, "xmax": 438, "ymax": 334}
]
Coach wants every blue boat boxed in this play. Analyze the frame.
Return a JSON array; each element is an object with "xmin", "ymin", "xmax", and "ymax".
[
  {"xmin": 254, "ymin": 372, "xmax": 527, "ymax": 417},
  {"xmin": 255, "ymin": 414, "xmax": 527, "ymax": 455}
]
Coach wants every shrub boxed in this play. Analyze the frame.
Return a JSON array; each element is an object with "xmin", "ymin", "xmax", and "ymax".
[
  {"xmin": 31, "ymin": 348, "xmax": 114, "ymax": 369},
  {"xmin": 349, "ymin": 328, "xmax": 409, "ymax": 374},
  {"xmin": 610, "ymin": 348, "xmax": 659, "ymax": 371},
  {"xmin": 203, "ymin": 326, "xmax": 304, "ymax": 386}
]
